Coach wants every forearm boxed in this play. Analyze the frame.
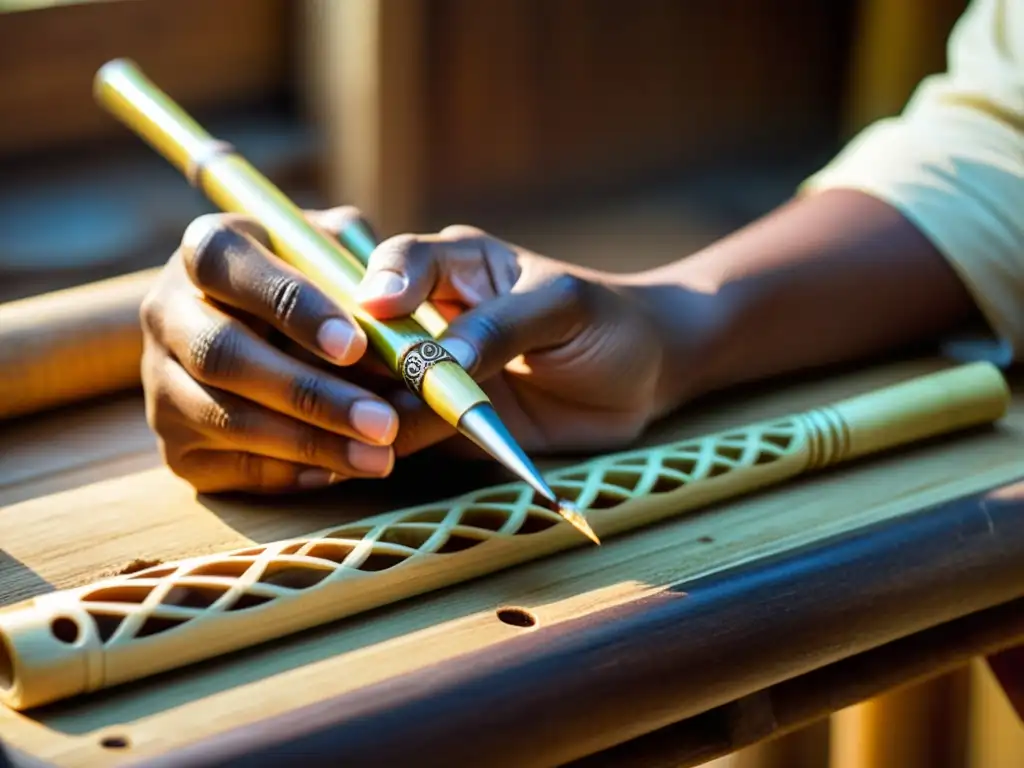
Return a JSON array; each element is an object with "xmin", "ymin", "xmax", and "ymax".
[{"xmin": 623, "ymin": 189, "xmax": 984, "ymax": 410}]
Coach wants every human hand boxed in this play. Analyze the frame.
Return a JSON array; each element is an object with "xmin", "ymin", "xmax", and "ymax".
[
  {"xmin": 140, "ymin": 207, "xmax": 683, "ymax": 495},
  {"xmin": 140, "ymin": 208, "xmax": 404, "ymax": 494},
  {"xmin": 356, "ymin": 220, "xmax": 671, "ymax": 458}
]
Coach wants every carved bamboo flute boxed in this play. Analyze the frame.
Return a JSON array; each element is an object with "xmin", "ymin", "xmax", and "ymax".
[{"xmin": 0, "ymin": 362, "xmax": 1010, "ymax": 711}]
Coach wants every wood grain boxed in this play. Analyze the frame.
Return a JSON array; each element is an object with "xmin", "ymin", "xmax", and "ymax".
[
  {"xmin": 0, "ymin": 270, "xmax": 154, "ymax": 421},
  {"xmin": 0, "ymin": 363, "xmax": 1006, "ymax": 711},
  {"xmin": 126, "ymin": 479, "xmax": 1024, "ymax": 767},
  {"xmin": 424, "ymin": 0, "xmax": 850, "ymax": 213},
  {"xmin": 568, "ymin": 598, "xmax": 1024, "ymax": 768},
  {"xmin": 298, "ymin": 0, "xmax": 427, "ymax": 236},
  {"xmin": 0, "ymin": 395, "xmax": 156, "ymax": 510},
  {"xmin": 1, "ymin": 358, "xmax": 1023, "ymax": 766},
  {"xmin": 0, "ymin": 0, "xmax": 290, "ymax": 156}
]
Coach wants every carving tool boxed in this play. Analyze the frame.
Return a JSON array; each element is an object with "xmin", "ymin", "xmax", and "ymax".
[
  {"xmin": 0, "ymin": 362, "xmax": 1010, "ymax": 710},
  {"xmin": 93, "ymin": 58, "xmax": 598, "ymax": 546}
]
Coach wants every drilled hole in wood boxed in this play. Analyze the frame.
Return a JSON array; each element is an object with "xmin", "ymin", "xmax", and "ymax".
[
  {"xmin": 86, "ymin": 612, "xmax": 124, "ymax": 643},
  {"xmin": 755, "ymin": 450, "xmax": 781, "ymax": 465},
  {"xmin": 50, "ymin": 617, "xmax": 80, "ymax": 645},
  {"xmin": 402, "ymin": 509, "xmax": 448, "ymax": 524},
  {"xmin": 303, "ymin": 542, "xmax": 357, "ymax": 563},
  {"xmin": 584, "ymin": 491, "xmax": 629, "ymax": 510},
  {"xmin": 518, "ymin": 513, "xmax": 558, "ymax": 534},
  {"xmin": 763, "ymin": 432, "xmax": 795, "ymax": 449},
  {"xmin": 258, "ymin": 563, "xmax": 330, "ymax": 589},
  {"xmin": 662, "ymin": 456, "xmax": 697, "ymax": 475},
  {"xmin": 323, "ymin": 526, "xmax": 371, "ymax": 542},
  {"xmin": 603, "ymin": 470, "xmax": 645, "ymax": 493},
  {"xmin": 651, "ymin": 476, "xmax": 686, "ymax": 494},
  {"xmin": 135, "ymin": 616, "xmax": 188, "ymax": 638},
  {"xmin": 127, "ymin": 566, "xmax": 175, "ymax": 580},
  {"xmin": 459, "ymin": 508, "xmax": 509, "ymax": 532},
  {"xmin": 377, "ymin": 525, "xmax": 435, "ymax": 549},
  {"xmin": 717, "ymin": 445, "xmax": 744, "ymax": 461},
  {"xmin": 162, "ymin": 585, "xmax": 229, "ymax": 609},
  {"xmin": 437, "ymin": 533, "xmax": 484, "ymax": 554},
  {"xmin": 100, "ymin": 735, "xmax": 130, "ymax": 750},
  {"xmin": 359, "ymin": 552, "xmax": 409, "ymax": 571},
  {"xmin": 81, "ymin": 585, "xmax": 154, "ymax": 604},
  {"xmin": 225, "ymin": 593, "xmax": 274, "ymax": 612},
  {"xmin": 496, "ymin": 607, "xmax": 537, "ymax": 628},
  {"xmin": 187, "ymin": 561, "xmax": 251, "ymax": 579}
]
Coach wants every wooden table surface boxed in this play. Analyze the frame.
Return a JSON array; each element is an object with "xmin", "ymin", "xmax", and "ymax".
[{"xmin": 2, "ymin": 356, "xmax": 1024, "ymax": 767}]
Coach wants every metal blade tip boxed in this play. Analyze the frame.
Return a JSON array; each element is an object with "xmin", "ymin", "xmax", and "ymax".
[{"xmin": 556, "ymin": 499, "xmax": 601, "ymax": 545}]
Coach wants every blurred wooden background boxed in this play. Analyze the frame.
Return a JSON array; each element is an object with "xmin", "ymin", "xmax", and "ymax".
[
  {"xmin": 0, "ymin": 0, "xmax": 963, "ymax": 298},
  {"xmin": 1, "ymin": 1, "xmax": 1021, "ymax": 765}
]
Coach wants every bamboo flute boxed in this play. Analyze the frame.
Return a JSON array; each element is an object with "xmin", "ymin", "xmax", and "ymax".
[{"xmin": 0, "ymin": 362, "xmax": 1010, "ymax": 711}]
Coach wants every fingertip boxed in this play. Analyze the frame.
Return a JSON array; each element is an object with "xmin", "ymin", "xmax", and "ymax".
[
  {"xmin": 179, "ymin": 213, "xmax": 225, "ymax": 256},
  {"xmin": 347, "ymin": 442, "xmax": 395, "ymax": 476},
  {"xmin": 440, "ymin": 337, "xmax": 479, "ymax": 374},
  {"xmin": 350, "ymin": 400, "xmax": 399, "ymax": 445},
  {"xmin": 297, "ymin": 468, "xmax": 346, "ymax": 489},
  {"xmin": 358, "ymin": 269, "xmax": 408, "ymax": 304},
  {"xmin": 316, "ymin": 317, "xmax": 369, "ymax": 365},
  {"xmin": 180, "ymin": 213, "xmax": 269, "ymax": 255}
]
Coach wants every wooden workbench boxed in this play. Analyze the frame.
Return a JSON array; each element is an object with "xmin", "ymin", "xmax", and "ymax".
[{"xmin": 2, "ymin": 354, "xmax": 1024, "ymax": 767}]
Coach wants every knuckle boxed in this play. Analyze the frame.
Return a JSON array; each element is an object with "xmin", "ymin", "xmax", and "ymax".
[
  {"xmin": 180, "ymin": 215, "xmax": 237, "ymax": 288},
  {"xmin": 198, "ymin": 398, "xmax": 241, "ymax": 435},
  {"xmin": 235, "ymin": 452, "xmax": 265, "ymax": 486},
  {"xmin": 144, "ymin": 384, "xmax": 174, "ymax": 432},
  {"xmin": 468, "ymin": 310, "xmax": 512, "ymax": 349},
  {"xmin": 548, "ymin": 273, "xmax": 591, "ymax": 305},
  {"xmin": 371, "ymin": 233, "xmax": 419, "ymax": 270},
  {"xmin": 163, "ymin": 448, "xmax": 191, "ymax": 482},
  {"xmin": 138, "ymin": 291, "xmax": 163, "ymax": 334},
  {"xmin": 290, "ymin": 375, "xmax": 328, "ymax": 420},
  {"xmin": 295, "ymin": 427, "xmax": 323, "ymax": 464},
  {"xmin": 187, "ymin": 321, "xmax": 242, "ymax": 381},
  {"xmin": 263, "ymin": 273, "xmax": 305, "ymax": 324},
  {"xmin": 440, "ymin": 224, "xmax": 486, "ymax": 240},
  {"xmin": 142, "ymin": 354, "xmax": 175, "ymax": 430}
]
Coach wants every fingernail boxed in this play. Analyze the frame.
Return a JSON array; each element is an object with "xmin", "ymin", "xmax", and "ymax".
[
  {"xmin": 317, "ymin": 318, "xmax": 358, "ymax": 362},
  {"xmin": 350, "ymin": 400, "xmax": 398, "ymax": 444},
  {"xmin": 297, "ymin": 468, "xmax": 342, "ymax": 488},
  {"xmin": 359, "ymin": 270, "xmax": 407, "ymax": 302},
  {"xmin": 442, "ymin": 338, "xmax": 478, "ymax": 372},
  {"xmin": 348, "ymin": 442, "xmax": 394, "ymax": 475}
]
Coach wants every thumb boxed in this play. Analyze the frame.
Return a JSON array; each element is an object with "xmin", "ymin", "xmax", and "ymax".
[
  {"xmin": 438, "ymin": 274, "xmax": 593, "ymax": 382},
  {"xmin": 357, "ymin": 229, "xmax": 520, "ymax": 319}
]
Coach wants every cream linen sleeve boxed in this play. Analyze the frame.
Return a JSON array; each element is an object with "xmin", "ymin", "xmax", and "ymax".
[{"xmin": 802, "ymin": 0, "xmax": 1024, "ymax": 363}]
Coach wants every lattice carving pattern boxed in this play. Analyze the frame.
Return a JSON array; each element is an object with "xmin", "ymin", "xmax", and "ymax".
[{"xmin": 69, "ymin": 419, "xmax": 802, "ymax": 646}]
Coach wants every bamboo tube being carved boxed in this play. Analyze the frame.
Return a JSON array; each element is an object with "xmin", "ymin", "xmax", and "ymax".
[
  {"xmin": 0, "ymin": 268, "xmax": 155, "ymax": 421},
  {"xmin": 0, "ymin": 362, "xmax": 1009, "ymax": 711}
]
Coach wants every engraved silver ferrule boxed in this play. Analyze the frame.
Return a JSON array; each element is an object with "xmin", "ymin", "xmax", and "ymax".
[{"xmin": 400, "ymin": 340, "xmax": 457, "ymax": 395}]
